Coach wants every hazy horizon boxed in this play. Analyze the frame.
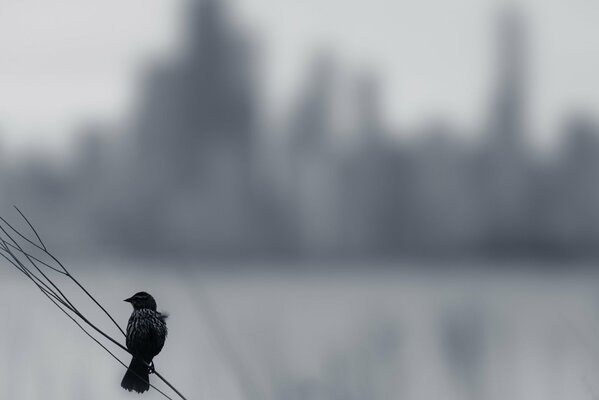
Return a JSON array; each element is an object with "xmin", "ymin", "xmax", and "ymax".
[{"xmin": 1, "ymin": 0, "xmax": 598, "ymax": 157}]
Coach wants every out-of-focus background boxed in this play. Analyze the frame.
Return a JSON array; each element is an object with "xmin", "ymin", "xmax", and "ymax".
[{"xmin": 2, "ymin": 0, "xmax": 599, "ymax": 398}]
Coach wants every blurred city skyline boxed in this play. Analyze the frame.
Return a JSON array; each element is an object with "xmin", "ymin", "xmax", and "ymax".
[
  {"xmin": 0, "ymin": 0, "xmax": 598, "ymax": 156},
  {"xmin": 1, "ymin": 0, "xmax": 599, "ymax": 260}
]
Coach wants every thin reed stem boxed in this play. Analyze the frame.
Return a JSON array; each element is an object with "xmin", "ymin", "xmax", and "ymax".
[{"xmin": 0, "ymin": 208, "xmax": 189, "ymax": 400}]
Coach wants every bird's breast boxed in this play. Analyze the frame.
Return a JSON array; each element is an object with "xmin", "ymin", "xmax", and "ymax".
[{"xmin": 125, "ymin": 309, "xmax": 168, "ymax": 360}]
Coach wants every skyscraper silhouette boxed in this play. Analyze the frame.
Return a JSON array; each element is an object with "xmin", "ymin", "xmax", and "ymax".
[
  {"xmin": 489, "ymin": 6, "xmax": 527, "ymax": 151},
  {"xmin": 481, "ymin": 6, "xmax": 533, "ymax": 252}
]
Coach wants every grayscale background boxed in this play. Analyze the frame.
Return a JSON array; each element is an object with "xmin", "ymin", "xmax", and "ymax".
[{"xmin": 1, "ymin": 0, "xmax": 599, "ymax": 399}]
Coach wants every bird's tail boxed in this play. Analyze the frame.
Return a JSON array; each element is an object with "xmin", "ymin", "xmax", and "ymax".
[{"xmin": 121, "ymin": 357, "xmax": 150, "ymax": 393}]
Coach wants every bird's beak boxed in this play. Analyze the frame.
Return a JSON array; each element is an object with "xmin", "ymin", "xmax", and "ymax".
[{"xmin": 124, "ymin": 296, "xmax": 133, "ymax": 303}]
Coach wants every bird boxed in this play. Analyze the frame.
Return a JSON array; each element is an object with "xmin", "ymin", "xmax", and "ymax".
[{"xmin": 121, "ymin": 291, "xmax": 168, "ymax": 393}]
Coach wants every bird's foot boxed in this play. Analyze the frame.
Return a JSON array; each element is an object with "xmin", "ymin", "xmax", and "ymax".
[{"xmin": 148, "ymin": 361, "xmax": 156, "ymax": 375}]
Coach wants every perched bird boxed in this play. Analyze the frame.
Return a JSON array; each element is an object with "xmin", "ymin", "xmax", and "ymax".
[{"xmin": 121, "ymin": 291, "xmax": 168, "ymax": 393}]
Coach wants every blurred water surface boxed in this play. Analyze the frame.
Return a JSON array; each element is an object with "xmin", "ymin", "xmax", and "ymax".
[{"xmin": 1, "ymin": 262, "xmax": 599, "ymax": 400}]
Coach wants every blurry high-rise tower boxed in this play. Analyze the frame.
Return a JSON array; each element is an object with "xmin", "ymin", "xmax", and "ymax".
[
  {"xmin": 134, "ymin": 0, "xmax": 257, "ymax": 177},
  {"xmin": 285, "ymin": 53, "xmax": 345, "ymax": 255},
  {"xmin": 118, "ymin": 0, "xmax": 262, "ymax": 254},
  {"xmin": 480, "ymin": 6, "xmax": 533, "ymax": 251},
  {"xmin": 489, "ymin": 6, "xmax": 528, "ymax": 151}
]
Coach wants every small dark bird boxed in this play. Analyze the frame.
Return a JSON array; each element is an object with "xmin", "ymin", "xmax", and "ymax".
[{"xmin": 121, "ymin": 291, "xmax": 168, "ymax": 393}]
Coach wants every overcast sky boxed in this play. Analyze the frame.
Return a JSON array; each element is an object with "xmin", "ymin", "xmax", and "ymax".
[{"xmin": 0, "ymin": 0, "xmax": 598, "ymax": 156}]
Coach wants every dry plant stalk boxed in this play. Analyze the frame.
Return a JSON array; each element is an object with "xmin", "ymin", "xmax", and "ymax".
[{"xmin": 0, "ymin": 206, "xmax": 188, "ymax": 400}]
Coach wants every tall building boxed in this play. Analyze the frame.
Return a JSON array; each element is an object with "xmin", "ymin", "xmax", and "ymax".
[
  {"xmin": 480, "ymin": 6, "xmax": 533, "ymax": 252},
  {"xmin": 286, "ymin": 53, "xmax": 344, "ymax": 256},
  {"xmin": 353, "ymin": 72, "xmax": 384, "ymax": 142},
  {"xmin": 488, "ymin": 6, "xmax": 528, "ymax": 151},
  {"xmin": 134, "ymin": 0, "xmax": 257, "ymax": 179},
  {"xmin": 550, "ymin": 115, "xmax": 599, "ymax": 252},
  {"xmin": 118, "ymin": 0, "xmax": 262, "ymax": 255}
]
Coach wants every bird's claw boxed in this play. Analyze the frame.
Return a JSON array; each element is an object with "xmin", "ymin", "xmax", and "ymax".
[{"xmin": 148, "ymin": 361, "xmax": 156, "ymax": 375}]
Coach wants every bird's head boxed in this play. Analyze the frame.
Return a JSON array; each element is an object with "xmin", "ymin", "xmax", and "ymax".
[{"xmin": 124, "ymin": 291, "xmax": 157, "ymax": 311}]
